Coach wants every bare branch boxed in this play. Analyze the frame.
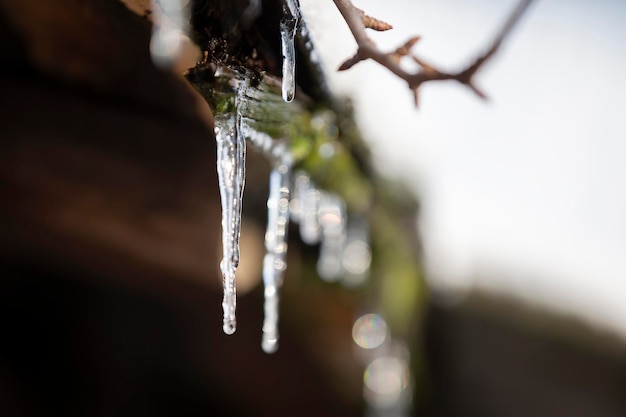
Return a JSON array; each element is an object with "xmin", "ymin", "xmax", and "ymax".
[
  {"xmin": 391, "ymin": 36, "xmax": 421, "ymax": 63},
  {"xmin": 332, "ymin": 0, "xmax": 535, "ymax": 105},
  {"xmin": 355, "ymin": 7, "xmax": 393, "ymax": 31},
  {"xmin": 338, "ymin": 53, "xmax": 364, "ymax": 71}
]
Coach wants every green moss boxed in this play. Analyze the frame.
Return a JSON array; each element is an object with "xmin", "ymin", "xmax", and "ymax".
[{"xmin": 187, "ymin": 76, "xmax": 236, "ymax": 114}]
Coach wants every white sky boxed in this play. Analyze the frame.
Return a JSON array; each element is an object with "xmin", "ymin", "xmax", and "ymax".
[{"xmin": 301, "ymin": 0, "xmax": 626, "ymax": 337}]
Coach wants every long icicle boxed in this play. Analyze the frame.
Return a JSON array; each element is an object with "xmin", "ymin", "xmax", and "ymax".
[
  {"xmin": 215, "ymin": 112, "xmax": 246, "ymax": 335},
  {"xmin": 280, "ymin": 0, "xmax": 301, "ymax": 102},
  {"xmin": 262, "ymin": 148, "xmax": 292, "ymax": 353},
  {"xmin": 237, "ymin": 113, "xmax": 295, "ymax": 352}
]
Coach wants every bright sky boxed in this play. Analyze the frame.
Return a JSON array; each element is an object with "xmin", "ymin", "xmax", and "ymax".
[{"xmin": 301, "ymin": 0, "xmax": 626, "ymax": 337}]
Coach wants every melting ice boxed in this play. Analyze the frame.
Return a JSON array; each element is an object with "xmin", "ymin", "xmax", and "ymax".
[
  {"xmin": 214, "ymin": 114, "xmax": 246, "ymax": 335},
  {"xmin": 280, "ymin": 0, "xmax": 301, "ymax": 102},
  {"xmin": 214, "ymin": 116, "xmax": 365, "ymax": 348},
  {"xmin": 235, "ymin": 115, "xmax": 295, "ymax": 352},
  {"xmin": 291, "ymin": 172, "xmax": 354, "ymax": 282},
  {"xmin": 261, "ymin": 149, "xmax": 292, "ymax": 353},
  {"xmin": 292, "ymin": 172, "xmax": 321, "ymax": 245},
  {"xmin": 210, "ymin": 65, "xmax": 367, "ymax": 351}
]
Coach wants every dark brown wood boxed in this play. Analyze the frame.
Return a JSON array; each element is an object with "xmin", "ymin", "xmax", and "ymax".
[{"xmin": 0, "ymin": 0, "xmax": 221, "ymax": 293}]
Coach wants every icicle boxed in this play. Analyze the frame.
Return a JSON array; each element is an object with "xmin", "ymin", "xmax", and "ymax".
[
  {"xmin": 261, "ymin": 149, "xmax": 292, "ymax": 353},
  {"xmin": 150, "ymin": 0, "xmax": 188, "ymax": 68},
  {"xmin": 292, "ymin": 172, "xmax": 322, "ymax": 245},
  {"xmin": 214, "ymin": 113, "xmax": 246, "ymax": 335},
  {"xmin": 290, "ymin": 171, "xmax": 306, "ymax": 224},
  {"xmin": 342, "ymin": 217, "xmax": 372, "ymax": 287},
  {"xmin": 291, "ymin": 172, "xmax": 350, "ymax": 281},
  {"xmin": 237, "ymin": 116, "xmax": 294, "ymax": 353},
  {"xmin": 280, "ymin": 0, "xmax": 301, "ymax": 102},
  {"xmin": 233, "ymin": 114, "xmax": 248, "ymax": 268},
  {"xmin": 317, "ymin": 193, "xmax": 347, "ymax": 281},
  {"xmin": 239, "ymin": 119, "xmax": 273, "ymax": 156},
  {"xmin": 234, "ymin": 110, "xmax": 295, "ymax": 352}
]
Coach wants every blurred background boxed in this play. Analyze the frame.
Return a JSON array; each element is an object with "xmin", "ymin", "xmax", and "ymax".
[
  {"xmin": 2, "ymin": 0, "xmax": 626, "ymax": 416},
  {"xmin": 304, "ymin": 0, "xmax": 626, "ymax": 338}
]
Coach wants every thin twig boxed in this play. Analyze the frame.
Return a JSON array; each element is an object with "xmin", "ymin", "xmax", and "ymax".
[
  {"xmin": 355, "ymin": 7, "xmax": 393, "ymax": 31},
  {"xmin": 332, "ymin": 0, "xmax": 535, "ymax": 105}
]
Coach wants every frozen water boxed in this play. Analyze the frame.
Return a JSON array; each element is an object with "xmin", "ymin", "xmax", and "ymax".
[
  {"xmin": 262, "ymin": 284, "xmax": 280, "ymax": 353},
  {"xmin": 238, "ymin": 119, "xmax": 293, "ymax": 352},
  {"xmin": 280, "ymin": 0, "xmax": 301, "ymax": 102},
  {"xmin": 261, "ymin": 156, "xmax": 292, "ymax": 353},
  {"xmin": 234, "ymin": 106, "xmax": 294, "ymax": 352},
  {"xmin": 292, "ymin": 172, "xmax": 351, "ymax": 282},
  {"xmin": 294, "ymin": 172, "xmax": 322, "ymax": 244},
  {"xmin": 211, "ymin": 65, "xmax": 358, "ymax": 350},
  {"xmin": 215, "ymin": 114, "xmax": 246, "ymax": 335},
  {"xmin": 290, "ymin": 171, "xmax": 308, "ymax": 224},
  {"xmin": 263, "ymin": 158, "xmax": 292, "ymax": 272}
]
